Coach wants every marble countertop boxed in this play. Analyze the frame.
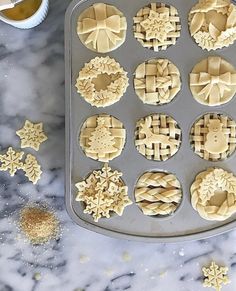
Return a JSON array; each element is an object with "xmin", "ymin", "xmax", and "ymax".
[{"xmin": 0, "ymin": 1, "xmax": 236, "ymax": 291}]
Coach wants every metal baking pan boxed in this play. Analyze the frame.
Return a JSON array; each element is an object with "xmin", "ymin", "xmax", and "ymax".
[{"xmin": 65, "ymin": 0, "xmax": 236, "ymax": 242}]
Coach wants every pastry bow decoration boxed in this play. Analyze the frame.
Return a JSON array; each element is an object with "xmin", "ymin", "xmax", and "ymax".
[
  {"xmin": 77, "ymin": 3, "xmax": 127, "ymax": 53},
  {"xmin": 190, "ymin": 57, "xmax": 236, "ymax": 104}
]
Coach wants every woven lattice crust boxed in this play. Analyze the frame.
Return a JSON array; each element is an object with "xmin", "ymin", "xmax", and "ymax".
[
  {"xmin": 133, "ymin": 3, "xmax": 181, "ymax": 51},
  {"xmin": 135, "ymin": 114, "xmax": 182, "ymax": 161},
  {"xmin": 134, "ymin": 58, "xmax": 181, "ymax": 105},
  {"xmin": 190, "ymin": 113, "xmax": 236, "ymax": 161}
]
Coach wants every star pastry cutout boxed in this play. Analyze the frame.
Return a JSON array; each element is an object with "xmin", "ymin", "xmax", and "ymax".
[
  {"xmin": 16, "ymin": 120, "xmax": 48, "ymax": 151},
  {"xmin": 140, "ymin": 10, "xmax": 175, "ymax": 42}
]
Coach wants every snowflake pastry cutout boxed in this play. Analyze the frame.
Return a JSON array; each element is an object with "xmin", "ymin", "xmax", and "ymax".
[
  {"xmin": 0, "ymin": 147, "xmax": 24, "ymax": 176},
  {"xmin": 75, "ymin": 164, "xmax": 132, "ymax": 222},
  {"xmin": 202, "ymin": 262, "xmax": 230, "ymax": 291},
  {"xmin": 140, "ymin": 10, "xmax": 175, "ymax": 42},
  {"xmin": 16, "ymin": 120, "xmax": 48, "ymax": 151}
]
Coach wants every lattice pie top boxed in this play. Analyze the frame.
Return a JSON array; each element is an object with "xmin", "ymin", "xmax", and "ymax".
[
  {"xmin": 80, "ymin": 114, "xmax": 126, "ymax": 162},
  {"xmin": 134, "ymin": 58, "xmax": 181, "ymax": 105},
  {"xmin": 77, "ymin": 3, "xmax": 127, "ymax": 53},
  {"xmin": 135, "ymin": 171, "xmax": 182, "ymax": 216},
  {"xmin": 133, "ymin": 3, "xmax": 181, "ymax": 51},
  {"xmin": 135, "ymin": 114, "xmax": 182, "ymax": 161},
  {"xmin": 190, "ymin": 113, "xmax": 236, "ymax": 161},
  {"xmin": 189, "ymin": 0, "xmax": 236, "ymax": 51}
]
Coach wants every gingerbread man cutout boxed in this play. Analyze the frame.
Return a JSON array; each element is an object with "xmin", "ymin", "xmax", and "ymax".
[{"xmin": 205, "ymin": 119, "xmax": 228, "ymax": 154}]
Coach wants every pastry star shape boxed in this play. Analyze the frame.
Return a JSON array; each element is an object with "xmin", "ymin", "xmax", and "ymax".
[
  {"xmin": 140, "ymin": 10, "xmax": 175, "ymax": 42},
  {"xmin": 16, "ymin": 120, "xmax": 48, "ymax": 151},
  {"xmin": 202, "ymin": 262, "xmax": 230, "ymax": 291}
]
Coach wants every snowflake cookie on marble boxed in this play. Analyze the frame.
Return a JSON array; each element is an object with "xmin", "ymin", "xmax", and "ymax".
[
  {"xmin": 76, "ymin": 56, "xmax": 129, "ymax": 107},
  {"xmin": 16, "ymin": 120, "xmax": 48, "ymax": 151},
  {"xmin": 202, "ymin": 261, "xmax": 230, "ymax": 291},
  {"xmin": 80, "ymin": 114, "xmax": 126, "ymax": 162},
  {"xmin": 190, "ymin": 56, "xmax": 236, "ymax": 106},
  {"xmin": 190, "ymin": 113, "xmax": 236, "ymax": 161},
  {"xmin": 191, "ymin": 168, "xmax": 236, "ymax": 221},
  {"xmin": 77, "ymin": 3, "xmax": 127, "ymax": 53},
  {"xmin": 189, "ymin": 0, "xmax": 236, "ymax": 50},
  {"xmin": 135, "ymin": 171, "xmax": 182, "ymax": 216},
  {"xmin": 134, "ymin": 58, "xmax": 181, "ymax": 105},
  {"xmin": 133, "ymin": 3, "xmax": 181, "ymax": 51},
  {"xmin": 0, "ymin": 147, "xmax": 42, "ymax": 184},
  {"xmin": 75, "ymin": 164, "xmax": 132, "ymax": 222},
  {"xmin": 135, "ymin": 114, "xmax": 182, "ymax": 161}
]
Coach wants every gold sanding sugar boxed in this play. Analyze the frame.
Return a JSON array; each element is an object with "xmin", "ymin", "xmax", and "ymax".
[{"xmin": 19, "ymin": 206, "xmax": 60, "ymax": 245}]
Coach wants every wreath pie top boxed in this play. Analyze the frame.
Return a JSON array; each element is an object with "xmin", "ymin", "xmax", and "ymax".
[
  {"xmin": 76, "ymin": 56, "xmax": 129, "ymax": 108},
  {"xmin": 77, "ymin": 3, "xmax": 127, "ymax": 53},
  {"xmin": 189, "ymin": 0, "xmax": 236, "ymax": 50},
  {"xmin": 191, "ymin": 168, "xmax": 236, "ymax": 221}
]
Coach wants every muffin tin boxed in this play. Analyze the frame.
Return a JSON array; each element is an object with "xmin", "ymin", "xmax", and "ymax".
[{"xmin": 65, "ymin": 0, "xmax": 236, "ymax": 242}]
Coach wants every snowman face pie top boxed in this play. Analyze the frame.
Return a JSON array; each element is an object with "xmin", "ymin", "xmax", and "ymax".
[
  {"xmin": 80, "ymin": 114, "xmax": 126, "ymax": 162},
  {"xmin": 134, "ymin": 58, "xmax": 181, "ymax": 105},
  {"xmin": 189, "ymin": 0, "xmax": 236, "ymax": 51},
  {"xmin": 76, "ymin": 56, "xmax": 129, "ymax": 108},
  {"xmin": 190, "ymin": 113, "xmax": 236, "ymax": 161},
  {"xmin": 77, "ymin": 3, "xmax": 127, "ymax": 53},
  {"xmin": 190, "ymin": 56, "xmax": 236, "ymax": 106},
  {"xmin": 135, "ymin": 114, "xmax": 182, "ymax": 161},
  {"xmin": 133, "ymin": 3, "xmax": 181, "ymax": 51}
]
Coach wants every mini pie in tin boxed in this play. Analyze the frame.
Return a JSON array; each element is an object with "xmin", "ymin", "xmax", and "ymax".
[
  {"xmin": 80, "ymin": 114, "xmax": 126, "ymax": 162},
  {"xmin": 190, "ymin": 113, "xmax": 236, "ymax": 161},
  {"xmin": 77, "ymin": 3, "xmax": 127, "ymax": 53},
  {"xmin": 76, "ymin": 56, "xmax": 129, "ymax": 108},
  {"xmin": 190, "ymin": 56, "xmax": 236, "ymax": 106},
  {"xmin": 135, "ymin": 171, "xmax": 182, "ymax": 216},
  {"xmin": 189, "ymin": 0, "xmax": 236, "ymax": 51},
  {"xmin": 134, "ymin": 58, "xmax": 181, "ymax": 105},
  {"xmin": 135, "ymin": 114, "xmax": 182, "ymax": 161},
  {"xmin": 133, "ymin": 2, "xmax": 181, "ymax": 51}
]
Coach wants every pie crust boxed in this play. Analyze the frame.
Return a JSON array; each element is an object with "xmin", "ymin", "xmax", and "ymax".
[
  {"xmin": 133, "ymin": 3, "xmax": 181, "ymax": 51},
  {"xmin": 77, "ymin": 3, "xmax": 127, "ymax": 53},
  {"xmin": 191, "ymin": 168, "xmax": 236, "ymax": 221},
  {"xmin": 134, "ymin": 58, "xmax": 181, "ymax": 105},
  {"xmin": 190, "ymin": 113, "xmax": 236, "ymax": 161},
  {"xmin": 80, "ymin": 114, "xmax": 126, "ymax": 162},
  {"xmin": 75, "ymin": 56, "xmax": 129, "ymax": 108},
  {"xmin": 135, "ymin": 114, "xmax": 182, "ymax": 161},
  {"xmin": 189, "ymin": 0, "xmax": 236, "ymax": 50},
  {"xmin": 135, "ymin": 171, "xmax": 182, "ymax": 216},
  {"xmin": 190, "ymin": 56, "xmax": 236, "ymax": 106},
  {"xmin": 75, "ymin": 164, "xmax": 132, "ymax": 222}
]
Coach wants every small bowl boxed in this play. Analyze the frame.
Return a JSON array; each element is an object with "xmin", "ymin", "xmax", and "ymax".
[{"xmin": 0, "ymin": 0, "xmax": 49, "ymax": 29}]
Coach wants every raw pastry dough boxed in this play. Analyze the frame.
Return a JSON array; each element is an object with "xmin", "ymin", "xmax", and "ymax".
[
  {"xmin": 190, "ymin": 113, "xmax": 236, "ymax": 161},
  {"xmin": 135, "ymin": 171, "xmax": 182, "ymax": 216},
  {"xmin": 134, "ymin": 59, "xmax": 181, "ymax": 105},
  {"xmin": 191, "ymin": 168, "xmax": 236, "ymax": 221},
  {"xmin": 77, "ymin": 3, "xmax": 127, "ymax": 53},
  {"xmin": 190, "ymin": 56, "xmax": 236, "ymax": 106},
  {"xmin": 135, "ymin": 114, "xmax": 182, "ymax": 161},
  {"xmin": 76, "ymin": 56, "xmax": 129, "ymax": 107},
  {"xmin": 75, "ymin": 164, "xmax": 132, "ymax": 222},
  {"xmin": 133, "ymin": 3, "xmax": 181, "ymax": 51},
  {"xmin": 80, "ymin": 114, "xmax": 126, "ymax": 162},
  {"xmin": 189, "ymin": 0, "xmax": 236, "ymax": 50}
]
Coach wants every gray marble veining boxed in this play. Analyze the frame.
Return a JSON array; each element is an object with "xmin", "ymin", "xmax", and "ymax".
[{"xmin": 0, "ymin": 1, "xmax": 236, "ymax": 290}]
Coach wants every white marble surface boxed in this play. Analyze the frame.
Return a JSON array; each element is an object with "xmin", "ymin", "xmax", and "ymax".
[{"xmin": 0, "ymin": 1, "xmax": 236, "ymax": 291}]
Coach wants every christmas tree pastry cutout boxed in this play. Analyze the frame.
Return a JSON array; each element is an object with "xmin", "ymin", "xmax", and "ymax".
[
  {"xmin": 0, "ymin": 147, "xmax": 42, "ymax": 184},
  {"xmin": 75, "ymin": 164, "xmax": 132, "ymax": 222},
  {"xmin": 202, "ymin": 262, "xmax": 230, "ymax": 291},
  {"xmin": 16, "ymin": 120, "xmax": 48, "ymax": 151},
  {"xmin": 189, "ymin": 0, "xmax": 236, "ymax": 50},
  {"xmin": 80, "ymin": 114, "xmax": 126, "ymax": 162}
]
